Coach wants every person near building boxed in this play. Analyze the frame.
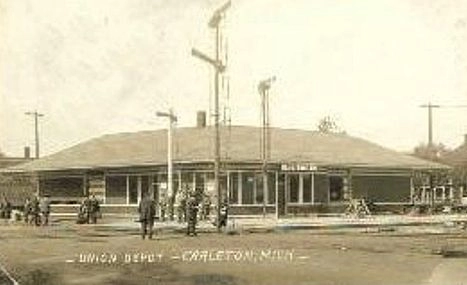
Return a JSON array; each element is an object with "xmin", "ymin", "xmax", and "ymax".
[
  {"xmin": 138, "ymin": 192, "xmax": 156, "ymax": 240},
  {"xmin": 23, "ymin": 197, "xmax": 31, "ymax": 224},
  {"xmin": 201, "ymin": 194, "xmax": 212, "ymax": 221},
  {"xmin": 39, "ymin": 195, "xmax": 51, "ymax": 226},
  {"xmin": 219, "ymin": 199, "xmax": 229, "ymax": 229},
  {"xmin": 88, "ymin": 195, "xmax": 101, "ymax": 224},
  {"xmin": 31, "ymin": 195, "xmax": 41, "ymax": 226},
  {"xmin": 0, "ymin": 197, "xmax": 11, "ymax": 220},
  {"xmin": 159, "ymin": 196, "xmax": 167, "ymax": 222},
  {"xmin": 178, "ymin": 196, "xmax": 187, "ymax": 223},
  {"xmin": 186, "ymin": 194, "xmax": 199, "ymax": 236}
]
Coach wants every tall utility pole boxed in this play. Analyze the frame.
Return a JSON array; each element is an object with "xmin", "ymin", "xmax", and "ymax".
[
  {"xmin": 156, "ymin": 109, "xmax": 177, "ymax": 220},
  {"xmin": 419, "ymin": 103, "xmax": 467, "ymax": 146},
  {"xmin": 192, "ymin": 0, "xmax": 231, "ymax": 231},
  {"xmin": 419, "ymin": 102, "xmax": 440, "ymax": 147},
  {"xmin": 258, "ymin": 77, "xmax": 275, "ymax": 217},
  {"xmin": 25, "ymin": 110, "xmax": 44, "ymax": 159}
]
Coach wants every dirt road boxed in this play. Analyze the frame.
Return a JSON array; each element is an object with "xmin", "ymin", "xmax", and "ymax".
[{"xmin": 1, "ymin": 222, "xmax": 467, "ymax": 285}]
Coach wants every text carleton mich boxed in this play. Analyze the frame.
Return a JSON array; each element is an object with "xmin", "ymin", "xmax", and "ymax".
[{"xmin": 75, "ymin": 249, "xmax": 295, "ymax": 264}]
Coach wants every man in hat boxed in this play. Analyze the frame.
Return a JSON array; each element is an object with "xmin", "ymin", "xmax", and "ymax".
[
  {"xmin": 88, "ymin": 195, "xmax": 101, "ymax": 224},
  {"xmin": 138, "ymin": 192, "xmax": 156, "ymax": 240},
  {"xmin": 39, "ymin": 195, "xmax": 51, "ymax": 226},
  {"xmin": 186, "ymin": 194, "xmax": 199, "ymax": 236}
]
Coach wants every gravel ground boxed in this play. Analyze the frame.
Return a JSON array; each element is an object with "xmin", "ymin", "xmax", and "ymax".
[{"xmin": 1, "ymin": 220, "xmax": 467, "ymax": 285}]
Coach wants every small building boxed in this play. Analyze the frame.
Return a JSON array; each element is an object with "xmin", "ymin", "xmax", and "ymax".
[{"xmin": 4, "ymin": 123, "xmax": 448, "ymax": 215}]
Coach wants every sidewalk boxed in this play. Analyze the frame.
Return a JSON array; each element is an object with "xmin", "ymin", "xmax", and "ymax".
[{"xmin": 83, "ymin": 214, "xmax": 467, "ymax": 233}]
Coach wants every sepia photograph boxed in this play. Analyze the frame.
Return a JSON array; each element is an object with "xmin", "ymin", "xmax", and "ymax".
[{"xmin": 1, "ymin": 0, "xmax": 467, "ymax": 284}]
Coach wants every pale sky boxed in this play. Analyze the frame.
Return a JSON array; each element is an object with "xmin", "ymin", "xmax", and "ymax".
[{"xmin": 1, "ymin": 0, "xmax": 466, "ymax": 157}]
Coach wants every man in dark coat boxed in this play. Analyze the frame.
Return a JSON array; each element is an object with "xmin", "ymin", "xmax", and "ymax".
[
  {"xmin": 138, "ymin": 193, "xmax": 156, "ymax": 240},
  {"xmin": 186, "ymin": 194, "xmax": 199, "ymax": 236},
  {"xmin": 88, "ymin": 195, "xmax": 100, "ymax": 224},
  {"xmin": 31, "ymin": 196, "xmax": 41, "ymax": 226},
  {"xmin": 219, "ymin": 200, "xmax": 229, "ymax": 229}
]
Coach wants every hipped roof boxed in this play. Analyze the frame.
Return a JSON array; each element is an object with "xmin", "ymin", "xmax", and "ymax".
[{"xmin": 5, "ymin": 126, "xmax": 448, "ymax": 172}]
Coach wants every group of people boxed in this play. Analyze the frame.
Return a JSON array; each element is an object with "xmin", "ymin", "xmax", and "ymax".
[
  {"xmin": 170, "ymin": 191, "xmax": 212, "ymax": 224},
  {"xmin": 77, "ymin": 195, "xmax": 101, "ymax": 224},
  {"xmin": 23, "ymin": 195, "xmax": 50, "ymax": 226},
  {"xmin": 138, "ymin": 191, "xmax": 229, "ymax": 240}
]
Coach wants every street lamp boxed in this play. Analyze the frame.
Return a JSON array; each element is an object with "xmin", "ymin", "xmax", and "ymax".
[{"xmin": 157, "ymin": 109, "xmax": 177, "ymax": 221}]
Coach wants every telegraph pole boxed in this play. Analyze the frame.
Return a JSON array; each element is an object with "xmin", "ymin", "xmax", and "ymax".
[
  {"xmin": 25, "ymin": 110, "xmax": 44, "ymax": 159},
  {"xmin": 157, "ymin": 109, "xmax": 177, "ymax": 220},
  {"xmin": 258, "ymin": 77, "xmax": 275, "ymax": 217},
  {"xmin": 192, "ymin": 0, "xmax": 231, "ymax": 231},
  {"xmin": 419, "ymin": 103, "xmax": 440, "ymax": 147},
  {"xmin": 419, "ymin": 103, "xmax": 467, "ymax": 147}
]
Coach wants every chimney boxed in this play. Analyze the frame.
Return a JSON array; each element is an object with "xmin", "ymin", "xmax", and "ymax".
[
  {"xmin": 196, "ymin": 111, "xmax": 206, "ymax": 128},
  {"xmin": 24, "ymin": 146, "xmax": 31, "ymax": 159}
]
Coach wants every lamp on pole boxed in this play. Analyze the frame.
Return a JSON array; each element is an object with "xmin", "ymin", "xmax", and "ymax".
[
  {"xmin": 156, "ymin": 109, "xmax": 177, "ymax": 221},
  {"xmin": 25, "ymin": 110, "xmax": 44, "ymax": 159},
  {"xmin": 191, "ymin": 0, "xmax": 231, "ymax": 231},
  {"xmin": 258, "ymin": 77, "xmax": 275, "ymax": 218}
]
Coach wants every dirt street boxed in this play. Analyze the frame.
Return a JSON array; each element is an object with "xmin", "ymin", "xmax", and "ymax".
[{"xmin": 1, "ymin": 221, "xmax": 467, "ymax": 285}]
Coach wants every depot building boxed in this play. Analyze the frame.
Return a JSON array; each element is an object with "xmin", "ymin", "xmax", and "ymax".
[{"xmin": 5, "ymin": 116, "xmax": 449, "ymax": 215}]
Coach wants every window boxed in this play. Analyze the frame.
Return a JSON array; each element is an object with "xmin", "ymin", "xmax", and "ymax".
[
  {"xmin": 303, "ymin": 174, "xmax": 312, "ymax": 203},
  {"xmin": 195, "ymin": 172, "xmax": 205, "ymax": 194},
  {"xmin": 267, "ymin": 172, "xmax": 276, "ymax": 205},
  {"xmin": 329, "ymin": 176, "xmax": 344, "ymax": 202},
  {"xmin": 242, "ymin": 172, "xmax": 255, "ymax": 204},
  {"xmin": 106, "ymin": 176, "xmax": 126, "ymax": 204},
  {"xmin": 255, "ymin": 174, "xmax": 264, "ymax": 204},
  {"xmin": 228, "ymin": 172, "xmax": 239, "ymax": 204},
  {"xmin": 141, "ymin": 175, "xmax": 150, "ymax": 198},
  {"xmin": 288, "ymin": 174, "xmax": 299, "ymax": 203},
  {"xmin": 129, "ymin": 176, "xmax": 138, "ymax": 204}
]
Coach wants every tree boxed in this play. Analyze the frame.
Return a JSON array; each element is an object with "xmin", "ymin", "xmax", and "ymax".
[
  {"xmin": 316, "ymin": 116, "xmax": 344, "ymax": 134},
  {"xmin": 412, "ymin": 143, "xmax": 450, "ymax": 162}
]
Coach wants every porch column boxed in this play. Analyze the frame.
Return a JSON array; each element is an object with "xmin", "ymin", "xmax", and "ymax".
[
  {"xmin": 83, "ymin": 175, "xmax": 88, "ymax": 197},
  {"xmin": 227, "ymin": 171, "xmax": 231, "ymax": 201},
  {"xmin": 275, "ymin": 171, "xmax": 279, "ymax": 219},
  {"xmin": 311, "ymin": 172, "xmax": 315, "ymax": 205},
  {"xmin": 298, "ymin": 173, "xmax": 304, "ymax": 204},
  {"xmin": 238, "ymin": 172, "xmax": 243, "ymax": 205},
  {"xmin": 192, "ymin": 172, "xmax": 196, "ymax": 193},
  {"xmin": 137, "ymin": 176, "xmax": 142, "ymax": 204},
  {"xmin": 126, "ymin": 176, "xmax": 130, "ymax": 205},
  {"xmin": 178, "ymin": 170, "xmax": 182, "ymax": 194}
]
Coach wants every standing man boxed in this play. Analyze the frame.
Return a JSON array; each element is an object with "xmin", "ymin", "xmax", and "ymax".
[
  {"xmin": 219, "ymin": 199, "xmax": 229, "ymax": 229},
  {"xmin": 138, "ymin": 192, "xmax": 156, "ymax": 240},
  {"xmin": 1, "ymin": 197, "xmax": 12, "ymax": 220},
  {"xmin": 31, "ymin": 195, "xmax": 41, "ymax": 226},
  {"xmin": 186, "ymin": 194, "xmax": 199, "ymax": 236},
  {"xmin": 159, "ymin": 195, "xmax": 167, "ymax": 222},
  {"xmin": 39, "ymin": 195, "xmax": 51, "ymax": 226},
  {"xmin": 23, "ymin": 198, "xmax": 31, "ymax": 224},
  {"xmin": 88, "ymin": 195, "xmax": 101, "ymax": 224}
]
